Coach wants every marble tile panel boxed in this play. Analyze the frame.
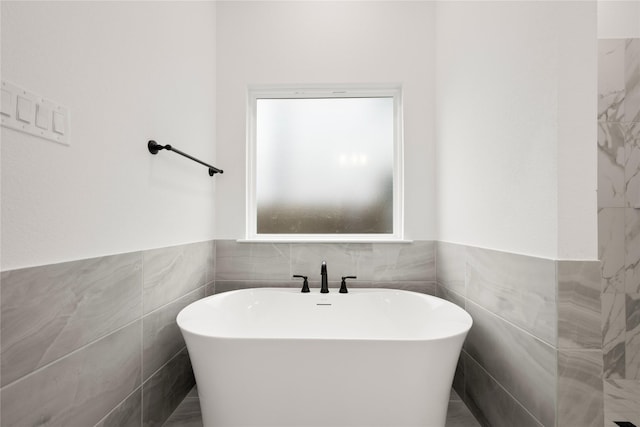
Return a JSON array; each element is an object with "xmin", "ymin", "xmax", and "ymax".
[
  {"xmin": 214, "ymin": 280, "xmax": 299, "ymax": 294},
  {"xmin": 598, "ymin": 122, "xmax": 626, "ymax": 208},
  {"xmin": 1, "ymin": 252, "xmax": 142, "ymax": 386},
  {"xmin": 602, "ymin": 293, "xmax": 627, "ymax": 379},
  {"xmin": 463, "ymin": 354, "xmax": 543, "ymax": 427},
  {"xmin": 1, "ymin": 320, "xmax": 142, "ymax": 427},
  {"xmin": 464, "ymin": 301, "xmax": 556, "ymax": 427},
  {"xmin": 94, "ymin": 388, "xmax": 142, "ymax": 427},
  {"xmin": 626, "ymin": 293, "xmax": 640, "ymax": 378},
  {"xmin": 445, "ymin": 401, "xmax": 481, "ymax": 427},
  {"xmin": 163, "ymin": 398, "xmax": 203, "ymax": 427},
  {"xmin": 625, "ymin": 208, "xmax": 640, "ymax": 294},
  {"xmin": 557, "ymin": 261, "xmax": 602, "ymax": 349},
  {"xmin": 290, "ymin": 243, "xmax": 374, "ymax": 281},
  {"xmin": 604, "ymin": 379, "xmax": 640, "ymax": 423},
  {"xmin": 206, "ymin": 240, "xmax": 215, "ymax": 284},
  {"xmin": 465, "ymin": 246, "xmax": 556, "ymax": 345},
  {"xmin": 301, "ymin": 279, "xmax": 368, "ymax": 290},
  {"xmin": 557, "ymin": 350, "xmax": 604, "ymax": 427},
  {"xmin": 143, "ymin": 287, "xmax": 205, "ymax": 381},
  {"xmin": 436, "ymin": 241, "xmax": 466, "ymax": 295},
  {"xmin": 453, "ymin": 350, "xmax": 465, "ymax": 401},
  {"xmin": 625, "ymin": 39, "xmax": 640, "ymax": 123},
  {"xmin": 359, "ymin": 280, "xmax": 436, "ymax": 295},
  {"xmin": 205, "ymin": 280, "xmax": 215, "ymax": 296},
  {"xmin": 212, "ymin": 279, "xmax": 434, "ymax": 295},
  {"xmin": 604, "ymin": 412, "xmax": 640, "ymax": 427},
  {"xmin": 187, "ymin": 385, "xmax": 198, "ymax": 398},
  {"xmin": 624, "ymin": 122, "xmax": 640, "ymax": 208},
  {"xmin": 142, "ymin": 348, "xmax": 195, "ymax": 427},
  {"xmin": 143, "ymin": 241, "xmax": 210, "ymax": 314},
  {"xmin": 436, "ymin": 283, "xmax": 466, "ymax": 309},
  {"xmin": 598, "ymin": 39, "xmax": 626, "ymax": 122},
  {"xmin": 215, "ymin": 240, "xmax": 291, "ymax": 281},
  {"xmin": 599, "ymin": 208, "xmax": 626, "ymax": 293},
  {"xmin": 372, "ymin": 241, "xmax": 435, "ymax": 282}
]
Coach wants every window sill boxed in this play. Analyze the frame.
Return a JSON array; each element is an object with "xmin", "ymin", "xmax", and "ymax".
[{"xmin": 237, "ymin": 238, "xmax": 414, "ymax": 244}]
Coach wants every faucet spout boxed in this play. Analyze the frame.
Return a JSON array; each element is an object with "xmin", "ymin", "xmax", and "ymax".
[{"xmin": 321, "ymin": 261, "xmax": 329, "ymax": 293}]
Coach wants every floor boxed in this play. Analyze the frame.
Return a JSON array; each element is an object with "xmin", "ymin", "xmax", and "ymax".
[{"xmin": 163, "ymin": 387, "xmax": 482, "ymax": 427}]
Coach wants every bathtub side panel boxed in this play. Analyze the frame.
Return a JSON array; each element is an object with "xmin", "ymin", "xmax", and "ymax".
[{"xmin": 183, "ymin": 334, "xmax": 466, "ymax": 427}]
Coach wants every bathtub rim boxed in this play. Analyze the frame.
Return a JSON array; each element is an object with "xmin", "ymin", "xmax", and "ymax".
[{"xmin": 177, "ymin": 287, "xmax": 473, "ymax": 342}]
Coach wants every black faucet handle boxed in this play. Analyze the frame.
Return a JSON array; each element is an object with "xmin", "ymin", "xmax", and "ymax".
[
  {"xmin": 293, "ymin": 275, "xmax": 310, "ymax": 293},
  {"xmin": 340, "ymin": 276, "xmax": 357, "ymax": 293}
]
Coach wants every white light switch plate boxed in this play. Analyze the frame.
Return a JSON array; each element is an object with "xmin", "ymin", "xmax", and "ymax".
[
  {"xmin": 35, "ymin": 104, "xmax": 51, "ymax": 130},
  {"xmin": 1, "ymin": 80, "xmax": 69, "ymax": 145},
  {"xmin": 1, "ymin": 88, "xmax": 13, "ymax": 117},
  {"xmin": 17, "ymin": 95, "xmax": 34, "ymax": 124}
]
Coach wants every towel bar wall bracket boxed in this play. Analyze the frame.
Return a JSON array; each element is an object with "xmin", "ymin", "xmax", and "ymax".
[{"xmin": 147, "ymin": 140, "xmax": 223, "ymax": 176}]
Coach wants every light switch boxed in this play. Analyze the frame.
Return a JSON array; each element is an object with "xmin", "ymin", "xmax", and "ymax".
[
  {"xmin": 1, "ymin": 81, "xmax": 69, "ymax": 145},
  {"xmin": 17, "ymin": 96, "xmax": 33, "ymax": 124},
  {"xmin": 35, "ymin": 104, "xmax": 51, "ymax": 130},
  {"xmin": 52, "ymin": 111, "xmax": 65, "ymax": 135},
  {"xmin": 1, "ymin": 89, "xmax": 12, "ymax": 117}
]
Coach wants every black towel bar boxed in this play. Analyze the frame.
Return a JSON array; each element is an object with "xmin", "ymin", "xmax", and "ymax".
[{"xmin": 147, "ymin": 140, "xmax": 223, "ymax": 176}]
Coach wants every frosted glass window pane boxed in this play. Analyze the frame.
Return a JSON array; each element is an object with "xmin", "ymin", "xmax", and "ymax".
[{"xmin": 256, "ymin": 97, "xmax": 394, "ymax": 234}]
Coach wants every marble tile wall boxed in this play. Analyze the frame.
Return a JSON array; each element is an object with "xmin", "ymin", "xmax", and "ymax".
[
  {"xmin": 213, "ymin": 240, "xmax": 436, "ymax": 295},
  {"xmin": 0, "ymin": 236, "xmax": 611, "ymax": 427},
  {"xmin": 0, "ymin": 240, "xmax": 214, "ymax": 427},
  {"xmin": 599, "ymin": 37, "xmax": 640, "ymax": 427},
  {"xmin": 436, "ymin": 242, "xmax": 604, "ymax": 427}
]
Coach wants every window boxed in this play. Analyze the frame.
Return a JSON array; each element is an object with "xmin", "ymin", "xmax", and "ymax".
[{"xmin": 247, "ymin": 85, "xmax": 403, "ymax": 240}]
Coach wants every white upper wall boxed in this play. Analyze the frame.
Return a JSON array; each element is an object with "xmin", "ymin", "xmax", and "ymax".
[
  {"xmin": 214, "ymin": 1, "xmax": 436, "ymax": 240},
  {"xmin": 598, "ymin": 0, "xmax": 640, "ymax": 38},
  {"xmin": 557, "ymin": 1, "xmax": 598, "ymax": 260},
  {"xmin": 1, "ymin": 1, "xmax": 217, "ymax": 270},
  {"xmin": 1, "ymin": 0, "xmax": 602, "ymax": 268},
  {"xmin": 435, "ymin": 1, "xmax": 597, "ymax": 259}
]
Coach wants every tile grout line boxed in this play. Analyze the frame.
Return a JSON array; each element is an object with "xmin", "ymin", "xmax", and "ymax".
[
  {"xmin": 92, "ymin": 386, "xmax": 142, "ymax": 427},
  {"xmin": 141, "ymin": 346, "xmax": 188, "ymax": 388},
  {"xmin": 554, "ymin": 259, "xmax": 559, "ymax": 420},
  {"xmin": 0, "ymin": 317, "xmax": 142, "ymax": 390},
  {"xmin": 143, "ymin": 285, "xmax": 207, "ymax": 317},
  {"xmin": 141, "ymin": 253, "xmax": 145, "ymax": 427},
  {"xmin": 466, "ymin": 299, "xmax": 558, "ymax": 352},
  {"xmin": 465, "ymin": 352, "xmax": 546, "ymax": 427}
]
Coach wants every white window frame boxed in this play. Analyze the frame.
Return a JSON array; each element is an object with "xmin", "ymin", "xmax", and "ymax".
[{"xmin": 246, "ymin": 84, "xmax": 404, "ymax": 241}]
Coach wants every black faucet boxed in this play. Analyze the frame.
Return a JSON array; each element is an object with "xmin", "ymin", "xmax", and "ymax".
[
  {"xmin": 321, "ymin": 261, "xmax": 329, "ymax": 293},
  {"xmin": 293, "ymin": 275, "xmax": 309, "ymax": 293},
  {"xmin": 340, "ymin": 276, "xmax": 357, "ymax": 293}
]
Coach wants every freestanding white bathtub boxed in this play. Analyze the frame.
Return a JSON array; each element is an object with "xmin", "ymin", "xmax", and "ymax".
[{"xmin": 177, "ymin": 288, "xmax": 472, "ymax": 427}]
